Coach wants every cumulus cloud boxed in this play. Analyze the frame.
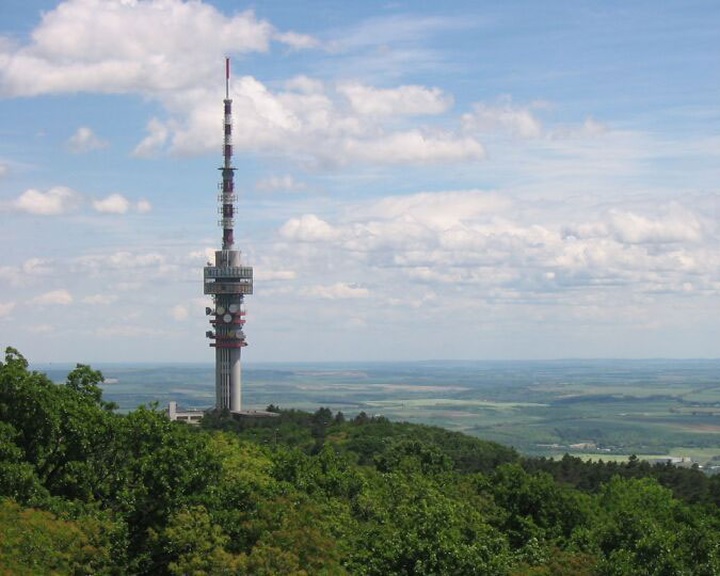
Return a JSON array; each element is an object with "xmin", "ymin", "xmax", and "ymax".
[
  {"xmin": 341, "ymin": 130, "xmax": 485, "ymax": 164},
  {"xmin": 93, "ymin": 193, "xmax": 130, "ymax": 214},
  {"xmin": 66, "ymin": 126, "xmax": 108, "ymax": 153},
  {"xmin": 338, "ymin": 83, "xmax": 453, "ymax": 116},
  {"xmin": 0, "ymin": 0, "xmax": 315, "ymax": 97},
  {"xmin": 11, "ymin": 186, "xmax": 80, "ymax": 215},
  {"xmin": 280, "ymin": 214, "xmax": 339, "ymax": 242},
  {"xmin": 92, "ymin": 194, "xmax": 152, "ymax": 215},
  {"xmin": 272, "ymin": 190, "xmax": 719, "ymax": 306},
  {"xmin": 563, "ymin": 205, "xmax": 705, "ymax": 245},
  {"xmin": 462, "ymin": 100, "xmax": 543, "ymax": 138},
  {"xmin": 256, "ymin": 174, "xmax": 306, "ymax": 193},
  {"xmin": 31, "ymin": 289, "xmax": 73, "ymax": 305},
  {"xmin": 6, "ymin": 187, "xmax": 149, "ymax": 217},
  {"xmin": 127, "ymin": 68, "xmax": 485, "ymax": 165},
  {"xmin": 0, "ymin": 1, "xmax": 485, "ymax": 168},
  {"xmin": 608, "ymin": 208, "xmax": 703, "ymax": 244},
  {"xmin": 132, "ymin": 118, "xmax": 169, "ymax": 157}
]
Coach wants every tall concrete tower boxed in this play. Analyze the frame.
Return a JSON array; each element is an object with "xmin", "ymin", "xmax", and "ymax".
[{"xmin": 203, "ymin": 58, "xmax": 253, "ymax": 413}]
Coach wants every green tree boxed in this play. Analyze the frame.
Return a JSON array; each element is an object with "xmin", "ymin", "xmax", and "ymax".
[
  {"xmin": 0, "ymin": 348, "xmax": 122, "ymax": 504},
  {"xmin": 150, "ymin": 505, "xmax": 241, "ymax": 576},
  {"xmin": 588, "ymin": 476, "xmax": 720, "ymax": 576},
  {"xmin": 374, "ymin": 438, "xmax": 453, "ymax": 475},
  {"xmin": 0, "ymin": 498, "xmax": 122, "ymax": 575},
  {"xmin": 0, "ymin": 422, "xmax": 47, "ymax": 503},
  {"xmin": 347, "ymin": 472, "xmax": 509, "ymax": 575},
  {"xmin": 490, "ymin": 464, "xmax": 590, "ymax": 551},
  {"xmin": 116, "ymin": 406, "xmax": 223, "ymax": 572}
]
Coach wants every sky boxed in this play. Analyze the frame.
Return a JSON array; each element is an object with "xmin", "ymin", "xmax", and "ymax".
[{"xmin": 0, "ymin": 0, "xmax": 718, "ymax": 364}]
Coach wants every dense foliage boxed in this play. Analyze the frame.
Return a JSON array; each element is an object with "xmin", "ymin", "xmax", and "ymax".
[{"xmin": 2, "ymin": 346, "xmax": 720, "ymax": 574}]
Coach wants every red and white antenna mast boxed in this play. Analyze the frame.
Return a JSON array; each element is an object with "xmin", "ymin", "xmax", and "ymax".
[
  {"xmin": 203, "ymin": 58, "xmax": 254, "ymax": 413},
  {"xmin": 221, "ymin": 56, "xmax": 234, "ymax": 250}
]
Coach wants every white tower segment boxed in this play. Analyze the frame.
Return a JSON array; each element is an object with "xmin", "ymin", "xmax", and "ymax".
[{"xmin": 203, "ymin": 58, "xmax": 253, "ymax": 413}]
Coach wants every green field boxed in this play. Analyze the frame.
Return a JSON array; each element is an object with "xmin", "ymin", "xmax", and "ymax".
[{"xmin": 38, "ymin": 358, "xmax": 720, "ymax": 467}]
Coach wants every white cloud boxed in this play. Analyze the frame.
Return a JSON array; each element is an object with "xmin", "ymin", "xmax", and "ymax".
[
  {"xmin": 82, "ymin": 294, "xmax": 118, "ymax": 305},
  {"xmin": 66, "ymin": 126, "xmax": 108, "ymax": 153},
  {"xmin": 93, "ymin": 193, "xmax": 131, "ymax": 214},
  {"xmin": 127, "ymin": 69, "xmax": 484, "ymax": 166},
  {"xmin": 280, "ymin": 214, "xmax": 339, "ymax": 242},
  {"xmin": 284, "ymin": 75, "xmax": 324, "ymax": 94},
  {"xmin": 303, "ymin": 282, "xmax": 370, "ymax": 299},
  {"xmin": 31, "ymin": 289, "xmax": 73, "ymax": 305},
  {"xmin": 340, "ymin": 130, "xmax": 485, "ymax": 164},
  {"xmin": 608, "ymin": 208, "xmax": 703, "ymax": 244},
  {"xmin": 0, "ymin": 163, "xmax": 8, "ymax": 178},
  {"xmin": 0, "ymin": 302, "xmax": 16, "ymax": 317},
  {"xmin": 256, "ymin": 174, "xmax": 306, "ymax": 193},
  {"xmin": 0, "ymin": 0, "xmax": 315, "ymax": 97},
  {"xmin": 271, "ymin": 190, "xmax": 720, "ymax": 308},
  {"xmin": 188, "ymin": 248, "xmax": 217, "ymax": 263},
  {"xmin": 273, "ymin": 31, "xmax": 320, "ymax": 50},
  {"xmin": 255, "ymin": 269, "xmax": 297, "ymax": 281},
  {"xmin": 22, "ymin": 258, "xmax": 53, "ymax": 276},
  {"xmin": 338, "ymin": 83, "xmax": 453, "ymax": 116},
  {"xmin": 0, "ymin": 260, "xmax": 57, "ymax": 289},
  {"xmin": 11, "ymin": 186, "xmax": 80, "ymax": 215},
  {"xmin": 107, "ymin": 251, "xmax": 165, "ymax": 269},
  {"xmin": 549, "ymin": 117, "xmax": 608, "ymax": 140},
  {"xmin": 563, "ymin": 205, "xmax": 705, "ymax": 245},
  {"xmin": 362, "ymin": 190, "xmax": 511, "ymax": 226},
  {"xmin": 133, "ymin": 118, "xmax": 169, "ymax": 157},
  {"xmin": 136, "ymin": 199, "xmax": 152, "ymax": 213},
  {"xmin": 171, "ymin": 304, "xmax": 189, "ymax": 321},
  {"xmin": 5, "ymin": 188, "xmax": 148, "ymax": 217},
  {"xmin": 463, "ymin": 100, "xmax": 543, "ymax": 138}
]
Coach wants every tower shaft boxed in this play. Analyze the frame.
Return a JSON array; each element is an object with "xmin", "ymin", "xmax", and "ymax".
[{"xmin": 203, "ymin": 58, "xmax": 253, "ymax": 413}]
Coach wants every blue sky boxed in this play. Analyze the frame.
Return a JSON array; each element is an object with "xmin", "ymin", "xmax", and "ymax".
[{"xmin": 1, "ymin": 0, "xmax": 718, "ymax": 363}]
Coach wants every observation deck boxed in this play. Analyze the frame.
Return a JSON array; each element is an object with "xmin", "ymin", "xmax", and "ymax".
[{"xmin": 203, "ymin": 264, "xmax": 253, "ymax": 295}]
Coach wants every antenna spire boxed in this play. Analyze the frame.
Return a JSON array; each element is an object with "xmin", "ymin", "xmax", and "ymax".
[{"xmin": 225, "ymin": 57, "xmax": 230, "ymax": 99}]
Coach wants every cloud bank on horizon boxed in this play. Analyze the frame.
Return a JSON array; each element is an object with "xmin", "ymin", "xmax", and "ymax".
[{"xmin": 0, "ymin": 0, "xmax": 718, "ymax": 363}]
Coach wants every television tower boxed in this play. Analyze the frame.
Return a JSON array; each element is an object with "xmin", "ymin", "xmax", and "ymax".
[{"xmin": 203, "ymin": 58, "xmax": 253, "ymax": 413}]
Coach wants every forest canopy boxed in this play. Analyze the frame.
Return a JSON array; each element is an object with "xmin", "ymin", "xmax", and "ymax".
[{"xmin": 2, "ymin": 346, "xmax": 720, "ymax": 575}]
